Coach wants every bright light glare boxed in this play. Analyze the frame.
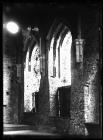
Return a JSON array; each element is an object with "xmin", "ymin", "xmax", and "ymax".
[{"xmin": 6, "ymin": 21, "xmax": 19, "ymax": 34}]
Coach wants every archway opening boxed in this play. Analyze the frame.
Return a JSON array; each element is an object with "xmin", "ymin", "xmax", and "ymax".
[
  {"xmin": 48, "ymin": 24, "xmax": 72, "ymax": 116},
  {"xmin": 24, "ymin": 43, "xmax": 41, "ymax": 112}
]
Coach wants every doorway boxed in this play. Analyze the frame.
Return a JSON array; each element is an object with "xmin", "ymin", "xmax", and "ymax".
[{"xmin": 56, "ymin": 86, "xmax": 71, "ymax": 118}]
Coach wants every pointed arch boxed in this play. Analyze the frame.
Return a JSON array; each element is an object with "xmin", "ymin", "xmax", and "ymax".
[
  {"xmin": 46, "ymin": 18, "xmax": 60, "ymax": 41},
  {"xmin": 23, "ymin": 29, "xmax": 41, "ymax": 112},
  {"xmin": 48, "ymin": 19, "xmax": 72, "ymax": 116}
]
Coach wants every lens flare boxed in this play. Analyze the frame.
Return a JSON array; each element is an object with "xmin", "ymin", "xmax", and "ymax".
[{"xmin": 6, "ymin": 21, "xmax": 19, "ymax": 34}]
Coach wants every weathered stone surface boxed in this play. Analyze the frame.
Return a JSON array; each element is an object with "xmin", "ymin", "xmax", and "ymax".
[{"xmin": 3, "ymin": 54, "xmax": 19, "ymax": 124}]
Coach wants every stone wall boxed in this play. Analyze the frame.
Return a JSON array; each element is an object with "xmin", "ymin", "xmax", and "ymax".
[
  {"xmin": 3, "ymin": 32, "xmax": 22, "ymax": 124},
  {"xmin": 3, "ymin": 54, "xmax": 19, "ymax": 124},
  {"xmin": 69, "ymin": 10, "xmax": 100, "ymax": 135},
  {"xmin": 69, "ymin": 40, "xmax": 85, "ymax": 135},
  {"xmin": 83, "ymin": 56, "xmax": 99, "ymax": 124}
]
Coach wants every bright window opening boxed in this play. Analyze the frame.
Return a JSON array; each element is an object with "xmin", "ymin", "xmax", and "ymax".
[
  {"xmin": 60, "ymin": 31, "xmax": 72, "ymax": 86},
  {"xmin": 24, "ymin": 44, "xmax": 41, "ymax": 112},
  {"xmin": 48, "ymin": 28, "xmax": 72, "ymax": 116}
]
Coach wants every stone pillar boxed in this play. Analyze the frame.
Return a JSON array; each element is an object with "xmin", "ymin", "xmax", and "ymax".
[
  {"xmin": 69, "ymin": 39, "xmax": 85, "ymax": 135},
  {"xmin": 37, "ymin": 36, "xmax": 50, "ymax": 126}
]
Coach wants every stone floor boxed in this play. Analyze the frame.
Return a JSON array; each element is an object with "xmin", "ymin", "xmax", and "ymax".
[
  {"xmin": 3, "ymin": 130, "xmax": 59, "ymax": 136},
  {"xmin": 3, "ymin": 124, "xmax": 60, "ymax": 138},
  {"xmin": 4, "ymin": 124, "xmax": 101, "ymax": 139},
  {"xmin": 3, "ymin": 124, "xmax": 91, "ymax": 139}
]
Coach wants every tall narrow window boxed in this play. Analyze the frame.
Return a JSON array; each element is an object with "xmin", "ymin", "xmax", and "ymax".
[
  {"xmin": 48, "ymin": 37, "xmax": 54, "ymax": 77},
  {"xmin": 56, "ymin": 36, "xmax": 61, "ymax": 78},
  {"xmin": 58, "ymin": 47, "xmax": 60, "ymax": 78},
  {"xmin": 60, "ymin": 31, "xmax": 72, "ymax": 86},
  {"xmin": 53, "ymin": 45, "xmax": 56, "ymax": 77}
]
